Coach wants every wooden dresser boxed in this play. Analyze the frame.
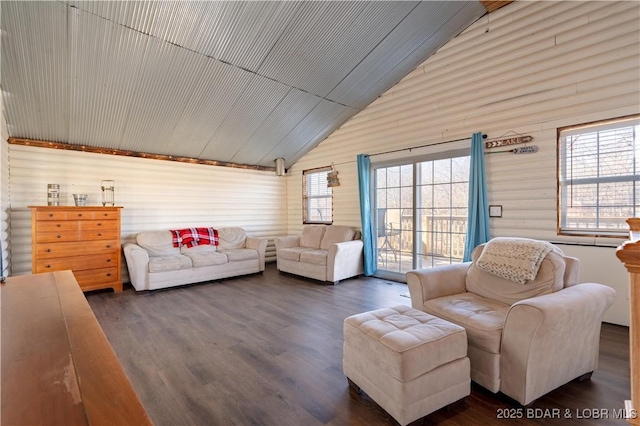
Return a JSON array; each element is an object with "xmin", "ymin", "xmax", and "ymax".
[
  {"xmin": 30, "ymin": 206, "xmax": 123, "ymax": 292},
  {"xmin": 1, "ymin": 271, "xmax": 152, "ymax": 425}
]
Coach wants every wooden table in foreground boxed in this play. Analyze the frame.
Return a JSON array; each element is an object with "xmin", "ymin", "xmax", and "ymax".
[{"xmin": 1, "ymin": 270, "xmax": 152, "ymax": 426}]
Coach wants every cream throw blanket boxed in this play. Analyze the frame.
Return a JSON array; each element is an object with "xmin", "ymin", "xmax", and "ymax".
[{"xmin": 476, "ymin": 238, "xmax": 563, "ymax": 284}]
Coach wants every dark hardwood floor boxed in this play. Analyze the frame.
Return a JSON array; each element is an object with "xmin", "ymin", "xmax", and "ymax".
[{"xmin": 87, "ymin": 264, "xmax": 631, "ymax": 426}]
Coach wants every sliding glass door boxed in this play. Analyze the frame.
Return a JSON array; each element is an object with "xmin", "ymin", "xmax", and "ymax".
[{"xmin": 374, "ymin": 154, "xmax": 470, "ymax": 279}]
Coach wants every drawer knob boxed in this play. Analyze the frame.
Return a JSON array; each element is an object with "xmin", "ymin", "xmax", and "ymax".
[
  {"xmin": 106, "ymin": 244, "xmax": 111, "ymax": 248},
  {"xmin": 106, "ymin": 273, "xmax": 112, "ymax": 277},
  {"xmin": 45, "ymin": 248, "xmax": 51, "ymax": 253},
  {"xmin": 45, "ymin": 264, "xmax": 51, "ymax": 268},
  {"xmin": 48, "ymin": 213, "xmax": 53, "ymax": 217},
  {"xmin": 78, "ymin": 213, "xmax": 82, "ymax": 217},
  {"xmin": 56, "ymin": 224, "xmax": 61, "ymax": 228},
  {"xmin": 106, "ymin": 259, "xmax": 111, "ymax": 263},
  {"xmin": 103, "ymin": 213, "xmax": 108, "ymax": 217},
  {"xmin": 56, "ymin": 235, "xmax": 61, "ymax": 239},
  {"xmin": 98, "ymin": 223, "xmax": 102, "ymax": 226},
  {"xmin": 98, "ymin": 233, "xmax": 102, "ymax": 236}
]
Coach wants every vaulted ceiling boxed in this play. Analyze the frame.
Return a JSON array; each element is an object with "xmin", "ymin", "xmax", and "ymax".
[{"xmin": 1, "ymin": 1, "xmax": 508, "ymax": 170}]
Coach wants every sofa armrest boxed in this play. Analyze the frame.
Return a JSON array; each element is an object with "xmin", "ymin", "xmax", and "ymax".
[
  {"xmin": 327, "ymin": 240, "xmax": 364, "ymax": 283},
  {"xmin": 274, "ymin": 236, "xmax": 301, "ymax": 250},
  {"xmin": 123, "ymin": 243, "xmax": 150, "ymax": 291},
  {"xmin": 500, "ymin": 283, "xmax": 616, "ymax": 405},
  {"xmin": 405, "ymin": 263, "xmax": 469, "ymax": 310},
  {"xmin": 246, "ymin": 237, "xmax": 268, "ymax": 271}
]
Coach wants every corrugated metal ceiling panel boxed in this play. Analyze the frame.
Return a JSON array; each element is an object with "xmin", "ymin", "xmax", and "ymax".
[
  {"xmin": 2, "ymin": 1, "xmax": 488, "ymax": 168},
  {"xmin": 1, "ymin": 1, "xmax": 69, "ymax": 142}
]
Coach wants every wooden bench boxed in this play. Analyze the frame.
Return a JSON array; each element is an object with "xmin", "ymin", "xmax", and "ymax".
[{"xmin": 1, "ymin": 270, "xmax": 152, "ymax": 425}]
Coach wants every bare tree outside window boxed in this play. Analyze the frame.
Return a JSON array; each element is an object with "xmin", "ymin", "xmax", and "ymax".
[
  {"xmin": 559, "ymin": 115, "xmax": 640, "ymax": 236},
  {"xmin": 374, "ymin": 153, "xmax": 470, "ymax": 277},
  {"xmin": 303, "ymin": 167, "xmax": 333, "ymax": 224}
]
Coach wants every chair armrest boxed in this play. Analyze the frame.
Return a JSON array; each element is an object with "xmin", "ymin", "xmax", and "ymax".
[
  {"xmin": 405, "ymin": 263, "xmax": 470, "ymax": 309},
  {"xmin": 501, "ymin": 283, "xmax": 616, "ymax": 405},
  {"xmin": 274, "ymin": 236, "xmax": 301, "ymax": 250},
  {"xmin": 327, "ymin": 240, "xmax": 364, "ymax": 283},
  {"xmin": 122, "ymin": 243, "xmax": 150, "ymax": 291},
  {"xmin": 246, "ymin": 237, "xmax": 268, "ymax": 271}
]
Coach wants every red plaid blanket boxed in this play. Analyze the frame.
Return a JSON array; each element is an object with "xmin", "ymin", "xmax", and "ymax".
[{"xmin": 170, "ymin": 227, "xmax": 219, "ymax": 248}]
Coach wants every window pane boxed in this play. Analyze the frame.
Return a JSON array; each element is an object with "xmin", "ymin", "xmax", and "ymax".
[
  {"xmin": 303, "ymin": 168, "xmax": 332, "ymax": 223},
  {"xmin": 433, "ymin": 159, "xmax": 451, "ymax": 184},
  {"xmin": 559, "ymin": 115, "xmax": 639, "ymax": 235}
]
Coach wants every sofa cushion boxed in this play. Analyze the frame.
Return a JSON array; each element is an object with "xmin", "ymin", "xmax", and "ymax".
[
  {"xmin": 180, "ymin": 244, "xmax": 217, "ymax": 254},
  {"xmin": 148, "ymin": 255, "xmax": 192, "ymax": 272},
  {"xmin": 278, "ymin": 247, "xmax": 313, "ymax": 261},
  {"xmin": 299, "ymin": 249, "xmax": 328, "ymax": 266},
  {"xmin": 137, "ymin": 231, "xmax": 180, "ymax": 257},
  {"xmin": 218, "ymin": 227, "xmax": 247, "ymax": 250},
  {"xmin": 183, "ymin": 251, "xmax": 228, "ymax": 268},
  {"xmin": 219, "ymin": 248, "xmax": 258, "ymax": 262},
  {"xmin": 320, "ymin": 225, "xmax": 355, "ymax": 249},
  {"xmin": 465, "ymin": 245, "xmax": 566, "ymax": 306},
  {"xmin": 423, "ymin": 292, "xmax": 510, "ymax": 354},
  {"xmin": 300, "ymin": 225, "xmax": 326, "ymax": 249}
]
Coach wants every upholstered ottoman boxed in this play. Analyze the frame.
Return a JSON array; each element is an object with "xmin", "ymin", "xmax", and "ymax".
[{"xmin": 343, "ymin": 305, "xmax": 470, "ymax": 425}]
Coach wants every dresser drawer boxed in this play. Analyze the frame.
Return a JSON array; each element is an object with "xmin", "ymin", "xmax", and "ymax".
[
  {"xmin": 35, "ymin": 210, "xmax": 69, "ymax": 221},
  {"xmin": 35, "ymin": 240, "xmax": 119, "ymax": 259},
  {"xmin": 69, "ymin": 210, "xmax": 95, "ymax": 220},
  {"xmin": 81, "ymin": 228, "xmax": 120, "ymax": 241},
  {"xmin": 35, "ymin": 252, "xmax": 119, "ymax": 273},
  {"xmin": 36, "ymin": 231, "xmax": 81, "ymax": 243},
  {"xmin": 81, "ymin": 220, "xmax": 118, "ymax": 231},
  {"xmin": 93, "ymin": 210, "xmax": 119, "ymax": 220},
  {"xmin": 37, "ymin": 221, "xmax": 80, "ymax": 233},
  {"xmin": 73, "ymin": 267, "xmax": 120, "ymax": 288}
]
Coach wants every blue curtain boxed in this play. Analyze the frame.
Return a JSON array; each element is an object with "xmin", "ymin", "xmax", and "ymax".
[
  {"xmin": 463, "ymin": 132, "xmax": 490, "ymax": 261},
  {"xmin": 357, "ymin": 154, "xmax": 376, "ymax": 276}
]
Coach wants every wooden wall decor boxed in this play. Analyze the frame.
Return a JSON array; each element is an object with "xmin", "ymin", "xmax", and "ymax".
[
  {"xmin": 480, "ymin": 1, "xmax": 514, "ymax": 13},
  {"xmin": 8, "ymin": 137, "xmax": 274, "ymax": 172},
  {"xmin": 485, "ymin": 135, "xmax": 533, "ymax": 149}
]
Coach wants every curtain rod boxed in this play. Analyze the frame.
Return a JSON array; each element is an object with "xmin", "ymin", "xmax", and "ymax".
[{"xmin": 366, "ymin": 134, "xmax": 487, "ymax": 158}]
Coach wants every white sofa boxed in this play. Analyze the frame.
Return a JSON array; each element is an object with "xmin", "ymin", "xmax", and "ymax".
[
  {"xmin": 123, "ymin": 227, "xmax": 267, "ymax": 291},
  {"xmin": 275, "ymin": 225, "xmax": 363, "ymax": 284}
]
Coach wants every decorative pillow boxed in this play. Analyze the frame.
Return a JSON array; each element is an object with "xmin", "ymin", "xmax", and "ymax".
[
  {"xmin": 466, "ymin": 245, "xmax": 566, "ymax": 305},
  {"xmin": 299, "ymin": 225, "xmax": 326, "ymax": 249},
  {"xmin": 180, "ymin": 244, "xmax": 217, "ymax": 254},
  {"xmin": 218, "ymin": 227, "xmax": 247, "ymax": 249},
  {"xmin": 320, "ymin": 225, "xmax": 355, "ymax": 249},
  {"xmin": 137, "ymin": 231, "xmax": 179, "ymax": 257}
]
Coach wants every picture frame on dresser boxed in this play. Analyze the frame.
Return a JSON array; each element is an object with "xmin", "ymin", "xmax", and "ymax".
[{"xmin": 29, "ymin": 206, "xmax": 123, "ymax": 292}]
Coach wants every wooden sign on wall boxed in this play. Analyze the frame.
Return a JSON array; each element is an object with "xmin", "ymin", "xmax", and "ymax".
[{"xmin": 485, "ymin": 135, "xmax": 533, "ymax": 149}]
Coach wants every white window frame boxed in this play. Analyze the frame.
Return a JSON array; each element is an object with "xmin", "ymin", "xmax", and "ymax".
[
  {"xmin": 558, "ymin": 115, "xmax": 640, "ymax": 237},
  {"xmin": 303, "ymin": 167, "xmax": 333, "ymax": 224},
  {"xmin": 371, "ymin": 143, "xmax": 470, "ymax": 280}
]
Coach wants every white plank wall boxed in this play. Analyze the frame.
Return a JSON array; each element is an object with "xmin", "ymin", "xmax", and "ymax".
[
  {"xmin": 1, "ymin": 96, "xmax": 9, "ymax": 279},
  {"xmin": 8, "ymin": 145, "xmax": 287, "ymax": 282},
  {"xmin": 287, "ymin": 1, "xmax": 639, "ymax": 326}
]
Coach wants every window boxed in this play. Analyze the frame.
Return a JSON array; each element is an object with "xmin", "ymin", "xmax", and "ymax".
[
  {"xmin": 374, "ymin": 149, "xmax": 469, "ymax": 279},
  {"xmin": 303, "ymin": 167, "xmax": 333, "ymax": 224},
  {"xmin": 558, "ymin": 115, "xmax": 640, "ymax": 236}
]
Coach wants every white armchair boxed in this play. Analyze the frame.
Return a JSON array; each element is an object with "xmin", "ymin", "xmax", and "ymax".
[{"xmin": 406, "ymin": 239, "xmax": 616, "ymax": 405}]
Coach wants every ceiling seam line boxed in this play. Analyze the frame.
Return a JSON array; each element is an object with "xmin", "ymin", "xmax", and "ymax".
[{"xmin": 62, "ymin": 1, "xmax": 355, "ymax": 110}]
